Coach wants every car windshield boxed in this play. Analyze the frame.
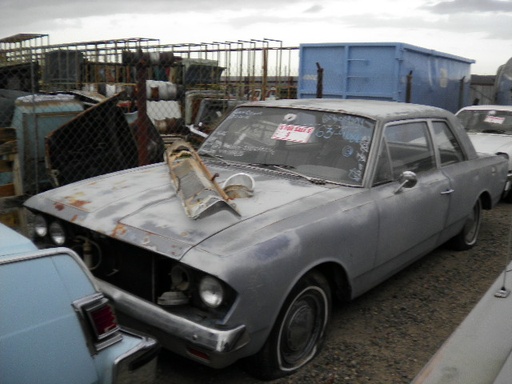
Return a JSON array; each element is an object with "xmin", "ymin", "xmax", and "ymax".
[
  {"xmin": 199, "ymin": 106, "xmax": 376, "ymax": 186},
  {"xmin": 458, "ymin": 109, "xmax": 512, "ymax": 135}
]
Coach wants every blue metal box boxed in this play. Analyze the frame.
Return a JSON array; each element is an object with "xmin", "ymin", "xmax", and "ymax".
[
  {"xmin": 11, "ymin": 94, "xmax": 83, "ymax": 194},
  {"xmin": 298, "ymin": 42, "xmax": 474, "ymax": 113}
]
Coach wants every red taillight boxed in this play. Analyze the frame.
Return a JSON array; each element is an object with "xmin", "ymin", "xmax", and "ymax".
[
  {"xmin": 85, "ymin": 299, "xmax": 120, "ymax": 340},
  {"xmin": 73, "ymin": 293, "xmax": 122, "ymax": 353}
]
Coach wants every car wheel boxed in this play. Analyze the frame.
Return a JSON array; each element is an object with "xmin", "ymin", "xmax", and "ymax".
[
  {"xmin": 449, "ymin": 198, "xmax": 482, "ymax": 251},
  {"xmin": 243, "ymin": 271, "xmax": 331, "ymax": 380}
]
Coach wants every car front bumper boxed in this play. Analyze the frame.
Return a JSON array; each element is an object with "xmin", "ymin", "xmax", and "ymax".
[{"xmin": 97, "ymin": 279, "xmax": 251, "ymax": 369}]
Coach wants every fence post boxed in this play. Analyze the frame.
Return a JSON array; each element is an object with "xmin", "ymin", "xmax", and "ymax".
[{"xmin": 134, "ymin": 50, "xmax": 151, "ymax": 166}]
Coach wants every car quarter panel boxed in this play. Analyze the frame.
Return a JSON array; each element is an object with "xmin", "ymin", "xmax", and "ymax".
[
  {"xmin": 1, "ymin": 236, "xmax": 159, "ymax": 384},
  {"xmin": 440, "ymin": 155, "xmax": 506, "ymax": 240},
  {"xmin": 0, "ymin": 255, "xmax": 100, "ymax": 384}
]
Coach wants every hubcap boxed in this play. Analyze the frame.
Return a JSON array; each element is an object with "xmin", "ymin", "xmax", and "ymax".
[
  {"xmin": 278, "ymin": 287, "xmax": 328, "ymax": 370},
  {"xmin": 284, "ymin": 302, "xmax": 315, "ymax": 353}
]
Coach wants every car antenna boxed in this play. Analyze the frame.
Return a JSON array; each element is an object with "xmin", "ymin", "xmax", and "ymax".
[{"xmin": 494, "ymin": 208, "xmax": 512, "ymax": 298}]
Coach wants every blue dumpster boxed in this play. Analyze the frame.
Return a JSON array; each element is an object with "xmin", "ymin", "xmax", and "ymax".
[{"xmin": 298, "ymin": 42, "xmax": 474, "ymax": 113}]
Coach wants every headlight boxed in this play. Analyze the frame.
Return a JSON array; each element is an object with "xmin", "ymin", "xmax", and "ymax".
[
  {"xmin": 49, "ymin": 221, "xmax": 66, "ymax": 245},
  {"xmin": 33, "ymin": 215, "xmax": 48, "ymax": 237},
  {"xmin": 199, "ymin": 276, "xmax": 224, "ymax": 308}
]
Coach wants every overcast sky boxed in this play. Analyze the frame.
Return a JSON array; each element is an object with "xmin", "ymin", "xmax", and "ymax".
[{"xmin": 1, "ymin": 0, "xmax": 512, "ymax": 74}]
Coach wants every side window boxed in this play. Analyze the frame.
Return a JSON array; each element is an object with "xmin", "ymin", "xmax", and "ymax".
[
  {"xmin": 432, "ymin": 121, "xmax": 465, "ymax": 165},
  {"xmin": 375, "ymin": 121, "xmax": 435, "ymax": 183}
]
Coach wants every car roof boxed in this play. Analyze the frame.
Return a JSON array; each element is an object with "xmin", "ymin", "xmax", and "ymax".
[
  {"xmin": 240, "ymin": 98, "xmax": 454, "ymax": 122},
  {"xmin": 457, "ymin": 104, "xmax": 512, "ymax": 113},
  {"xmin": 0, "ymin": 224, "xmax": 38, "ymax": 257}
]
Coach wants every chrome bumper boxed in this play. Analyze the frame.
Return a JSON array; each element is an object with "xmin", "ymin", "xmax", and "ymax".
[
  {"xmin": 97, "ymin": 279, "xmax": 250, "ymax": 368},
  {"xmin": 114, "ymin": 330, "xmax": 160, "ymax": 384}
]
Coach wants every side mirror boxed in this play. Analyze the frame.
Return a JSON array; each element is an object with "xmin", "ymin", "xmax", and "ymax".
[{"xmin": 394, "ymin": 171, "xmax": 417, "ymax": 194}]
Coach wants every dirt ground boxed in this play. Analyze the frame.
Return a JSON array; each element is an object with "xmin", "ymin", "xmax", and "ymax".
[{"xmin": 154, "ymin": 202, "xmax": 512, "ymax": 384}]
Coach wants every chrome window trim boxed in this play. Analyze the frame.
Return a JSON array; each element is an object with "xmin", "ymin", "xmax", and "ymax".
[{"xmin": 0, "ymin": 247, "xmax": 101, "ymax": 291}]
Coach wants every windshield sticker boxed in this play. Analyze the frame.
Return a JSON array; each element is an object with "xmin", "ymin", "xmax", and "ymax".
[
  {"xmin": 272, "ymin": 124, "xmax": 315, "ymax": 143},
  {"xmin": 484, "ymin": 115, "xmax": 505, "ymax": 125}
]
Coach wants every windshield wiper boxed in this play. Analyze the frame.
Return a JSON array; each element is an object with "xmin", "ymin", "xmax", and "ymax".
[
  {"xmin": 249, "ymin": 163, "xmax": 295, "ymax": 170},
  {"xmin": 275, "ymin": 164, "xmax": 353, "ymax": 186},
  {"xmin": 274, "ymin": 165, "xmax": 328, "ymax": 185},
  {"xmin": 249, "ymin": 163, "xmax": 329, "ymax": 185}
]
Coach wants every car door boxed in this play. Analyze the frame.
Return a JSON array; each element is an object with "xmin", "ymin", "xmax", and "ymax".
[
  {"xmin": 431, "ymin": 120, "xmax": 480, "ymax": 243},
  {"xmin": 371, "ymin": 120, "xmax": 451, "ymax": 274}
]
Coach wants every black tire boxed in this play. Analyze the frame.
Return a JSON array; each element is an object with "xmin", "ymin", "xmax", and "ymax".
[
  {"xmin": 243, "ymin": 271, "xmax": 331, "ymax": 380},
  {"xmin": 449, "ymin": 198, "xmax": 482, "ymax": 251}
]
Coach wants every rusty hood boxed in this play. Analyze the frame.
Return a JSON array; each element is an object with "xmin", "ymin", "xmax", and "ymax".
[{"xmin": 24, "ymin": 161, "xmax": 355, "ymax": 260}]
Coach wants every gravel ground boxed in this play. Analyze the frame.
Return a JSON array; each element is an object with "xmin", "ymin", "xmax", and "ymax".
[{"xmin": 155, "ymin": 202, "xmax": 512, "ymax": 384}]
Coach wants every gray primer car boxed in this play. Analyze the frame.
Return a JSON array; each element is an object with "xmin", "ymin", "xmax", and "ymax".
[
  {"xmin": 456, "ymin": 104, "xmax": 512, "ymax": 201},
  {"xmin": 0, "ymin": 223, "xmax": 159, "ymax": 384},
  {"xmin": 25, "ymin": 99, "xmax": 508, "ymax": 380}
]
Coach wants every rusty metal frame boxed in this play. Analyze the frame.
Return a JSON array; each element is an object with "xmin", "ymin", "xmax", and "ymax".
[{"xmin": 165, "ymin": 140, "xmax": 239, "ymax": 219}]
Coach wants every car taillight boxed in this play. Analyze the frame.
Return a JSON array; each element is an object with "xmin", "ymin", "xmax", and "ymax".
[
  {"xmin": 85, "ymin": 298, "xmax": 120, "ymax": 340},
  {"xmin": 73, "ymin": 293, "xmax": 123, "ymax": 353}
]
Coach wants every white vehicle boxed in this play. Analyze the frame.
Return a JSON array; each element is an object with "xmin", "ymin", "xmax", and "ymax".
[{"xmin": 456, "ymin": 104, "xmax": 512, "ymax": 201}]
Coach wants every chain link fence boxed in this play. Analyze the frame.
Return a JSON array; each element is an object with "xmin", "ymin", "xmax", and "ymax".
[{"xmin": 0, "ymin": 35, "xmax": 298, "ymax": 200}]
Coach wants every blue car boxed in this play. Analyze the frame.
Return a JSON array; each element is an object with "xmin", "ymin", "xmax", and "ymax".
[{"xmin": 0, "ymin": 224, "xmax": 159, "ymax": 384}]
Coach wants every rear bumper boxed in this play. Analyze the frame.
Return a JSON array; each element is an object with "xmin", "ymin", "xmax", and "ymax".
[
  {"xmin": 114, "ymin": 329, "xmax": 160, "ymax": 384},
  {"xmin": 97, "ymin": 279, "xmax": 251, "ymax": 369}
]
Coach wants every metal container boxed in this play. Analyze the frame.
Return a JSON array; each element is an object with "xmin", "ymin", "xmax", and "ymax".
[
  {"xmin": 11, "ymin": 94, "xmax": 83, "ymax": 194},
  {"xmin": 298, "ymin": 42, "xmax": 474, "ymax": 113}
]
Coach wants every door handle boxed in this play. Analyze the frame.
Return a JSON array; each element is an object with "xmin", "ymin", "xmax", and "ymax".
[{"xmin": 440, "ymin": 189, "xmax": 454, "ymax": 195}]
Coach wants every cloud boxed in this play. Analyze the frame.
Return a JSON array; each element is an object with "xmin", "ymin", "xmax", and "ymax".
[
  {"xmin": 304, "ymin": 4, "xmax": 324, "ymax": 13},
  {"xmin": 425, "ymin": 0, "xmax": 512, "ymax": 13},
  {"xmin": 0, "ymin": 0, "xmax": 315, "ymax": 40},
  {"xmin": 0, "ymin": 0, "xmax": 510, "ymax": 74},
  {"xmin": 2, "ymin": 0, "xmax": 309, "ymax": 19}
]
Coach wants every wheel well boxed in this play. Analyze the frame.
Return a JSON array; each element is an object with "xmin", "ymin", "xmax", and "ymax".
[
  {"xmin": 313, "ymin": 263, "xmax": 351, "ymax": 303},
  {"xmin": 479, "ymin": 191, "xmax": 492, "ymax": 210}
]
